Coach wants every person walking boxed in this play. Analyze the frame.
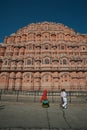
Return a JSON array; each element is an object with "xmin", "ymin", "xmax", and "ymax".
[
  {"xmin": 40, "ymin": 89, "xmax": 49, "ymax": 108},
  {"xmin": 61, "ymin": 89, "xmax": 67, "ymax": 109}
]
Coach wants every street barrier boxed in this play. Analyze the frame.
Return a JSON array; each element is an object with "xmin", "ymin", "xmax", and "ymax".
[{"xmin": 0, "ymin": 89, "xmax": 87, "ymax": 103}]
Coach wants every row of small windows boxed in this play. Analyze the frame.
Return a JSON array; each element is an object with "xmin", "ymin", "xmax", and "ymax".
[
  {"xmin": 16, "ymin": 45, "xmax": 86, "ymax": 50},
  {"xmin": 3, "ymin": 58, "xmax": 87, "ymax": 66},
  {"xmin": 2, "ymin": 44, "xmax": 87, "ymax": 51},
  {"xmin": 3, "ymin": 59, "xmax": 67, "ymax": 65},
  {"xmin": 0, "ymin": 74, "xmax": 70, "ymax": 80},
  {"xmin": 5, "ymin": 32, "xmax": 87, "ymax": 45}
]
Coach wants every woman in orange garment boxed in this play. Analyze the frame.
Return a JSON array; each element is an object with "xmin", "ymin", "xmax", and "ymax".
[
  {"xmin": 40, "ymin": 89, "xmax": 49, "ymax": 107},
  {"xmin": 40, "ymin": 89, "xmax": 48, "ymax": 102}
]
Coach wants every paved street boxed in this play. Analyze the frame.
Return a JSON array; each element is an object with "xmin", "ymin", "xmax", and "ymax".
[{"xmin": 0, "ymin": 101, "xmax": 87, "ymax": 130}]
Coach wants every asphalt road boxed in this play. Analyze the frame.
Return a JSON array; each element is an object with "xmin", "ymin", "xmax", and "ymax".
[{"xmin": 0, "ymin": 101, "xmax": 87, "ymax": 130}]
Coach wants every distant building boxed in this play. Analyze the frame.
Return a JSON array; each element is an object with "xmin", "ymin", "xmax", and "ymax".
[{"xmin": 0, "ymin": 22, "xmax": 87, "ymax": 91}]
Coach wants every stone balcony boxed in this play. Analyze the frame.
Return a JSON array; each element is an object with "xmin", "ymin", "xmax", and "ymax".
[{"xmin": 0, "ymin": 66, "xmax": 87, "ymax": 72}]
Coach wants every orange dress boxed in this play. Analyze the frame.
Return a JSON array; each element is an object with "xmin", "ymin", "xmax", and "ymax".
[{"xmin": 40, "ymin": 89, "xmax": 48, "ymax": 102}]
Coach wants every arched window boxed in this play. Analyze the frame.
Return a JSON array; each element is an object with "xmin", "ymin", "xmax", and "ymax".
[
  {"xmin": 4, "ymin": 60, "xmax": 10, "ymax": 65},
  {"xmin": 81, "ymin": 46, "xmax": 86, "ymax": 51},
  {"xmin": 45, "ymin": 75, "xmax": 49, "ymax": 82},
  {"xmin": 14, "ymin": 47, "xmax": 19, "ymax": 55},
  {"xmin": 42, "ymin": 43, "xmax": 50, "ymax": 50},
  {"xmin": 45, "ymin": 58, "xmax": 50, "ymax": 64},
  {"xmin": 4, "ymin": 60, "xmax": 8, "ymax": 65},
  {"xmin": 45, "ymin": 45, "xmax": 49, "ymax": 50},
  {"xmin": 60, "ymin": 58, "xmax": 67, "ymax": 65},
  {"xmin": 63, "ymin": 59, "xmax": 67, "ymax": 64},
  {"xmin": 27, "ymin": 59, "xmax": 31, "ymax": 65},
  {"xmin": 42, "ymin": 74, "xmax": 51, "ymax": 82},
  {"xmin": 61, "ymin": 45, "xmax": 64, "ymax": 50},
  {"xmin": 28, "ymin": 44, "xmax": 33, "ymax": 50}
]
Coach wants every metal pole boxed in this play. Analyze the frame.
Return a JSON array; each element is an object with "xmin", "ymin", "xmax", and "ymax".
[
  {"xmin": 16, "ymin": 90, "xmax": 19, "ymax": 102},
  {"xmin": 0, "ymin": 89, "xmax": 2, "ymax": 101},
  {"xmin": 69, "ymin": 91, "xmax": 71, "ymax": 103}
]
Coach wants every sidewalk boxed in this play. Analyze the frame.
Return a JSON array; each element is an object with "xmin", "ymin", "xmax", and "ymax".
[{"xmin": 0, "ymin": 101, "xmax": 87, "ymax": 130}]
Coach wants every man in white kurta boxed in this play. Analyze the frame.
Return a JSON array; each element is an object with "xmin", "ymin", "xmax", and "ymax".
[{"xmin": 61, "ymin": 89, "xmax": 67, "ymax": 109}]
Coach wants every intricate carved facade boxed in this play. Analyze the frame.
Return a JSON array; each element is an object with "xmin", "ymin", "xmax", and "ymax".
[{"xmin": 0, "ymin": 22, "xmax": 87, "ymax": 91}]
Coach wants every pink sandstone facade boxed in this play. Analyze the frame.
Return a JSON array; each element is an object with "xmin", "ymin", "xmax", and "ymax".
[{"xmin": 0, "ymin": 22, "xmax": 87, "ymax": 91}]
